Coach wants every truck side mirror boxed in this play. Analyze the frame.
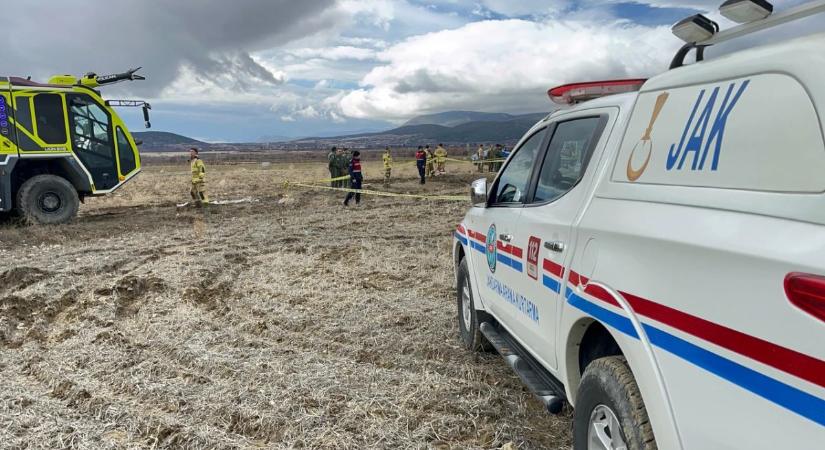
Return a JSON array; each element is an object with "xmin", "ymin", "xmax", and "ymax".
[
  {"xmin": 142, "ymin": 105, "xmax": 151, "ymax": 128},
  {"xmin": 471, "ymin": 178, "xmax": 488, "ymax": 207}
]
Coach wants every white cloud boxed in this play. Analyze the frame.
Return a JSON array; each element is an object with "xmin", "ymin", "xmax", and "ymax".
[
  {"xmin": 339, "ymin": 18, "xmax": 678, "ymax": 120},
  {"xmin": 338, "ymin": 0, "xmax": 396, "ymax": 30},
  {"xmin": 288, "ymin": 46, "xmax": 378, "ymax": 61},
  {"xmin": 480, "ymin": 0, "xmax": 573, "ymax": 16}
]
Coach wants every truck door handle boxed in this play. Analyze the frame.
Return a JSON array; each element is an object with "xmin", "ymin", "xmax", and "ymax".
[
  {"xmin": 545, "ymin": 241, "xmax": 565, "ymax": 253},
  {"xmin": 499, "ymin": 234, "xmax": 512, "ymax": 243}
]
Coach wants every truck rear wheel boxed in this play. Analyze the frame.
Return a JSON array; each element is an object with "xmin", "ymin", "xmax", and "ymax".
[
  {"xmin": 574, "ymin": 356, "xmax": 656, "ymax": 450},
  {"xmin": 457, "ymin": 257, "xmax": 491, "ymax": 352},
  {"xmin": 17, "ymin": 175, "xmax": 80, "ymax": 225}
]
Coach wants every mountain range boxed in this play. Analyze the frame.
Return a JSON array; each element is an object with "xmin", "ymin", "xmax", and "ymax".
[
  {"xmin": 402, "ymin": 111, "xmax": 520, "ymax": 128},
  {"xmin": 133, "ymin": 110, "xmax": 551, "ymax": 151}
]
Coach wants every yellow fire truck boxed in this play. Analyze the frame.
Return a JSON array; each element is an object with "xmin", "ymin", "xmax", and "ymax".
[{"xmin": 0, "ymin": 68, "xmax": 149, "ymax": 224}]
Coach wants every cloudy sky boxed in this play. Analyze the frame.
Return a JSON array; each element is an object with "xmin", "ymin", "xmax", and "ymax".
[{"xmin": 5, "ymin": 0, "xmax": 820, "ymax": 142}]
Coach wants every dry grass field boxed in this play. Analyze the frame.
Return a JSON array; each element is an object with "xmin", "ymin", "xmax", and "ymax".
[{"xmin": 0, "ymin": 157, "xmax": 573, "ymax": 449}]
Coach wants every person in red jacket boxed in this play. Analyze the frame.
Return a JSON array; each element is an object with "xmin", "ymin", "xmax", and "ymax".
[
  {"xmin": 344, "ymin": 151, "xmax": 363, "ymax": 206},
  {"xmin": 415, "ymin": 146, "xmax": 426, "ymax": 185}
]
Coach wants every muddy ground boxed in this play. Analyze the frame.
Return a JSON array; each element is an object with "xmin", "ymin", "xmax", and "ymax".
[{"xmin": 0, "ymin": 160, "xmax": 572, "ymax": 449}]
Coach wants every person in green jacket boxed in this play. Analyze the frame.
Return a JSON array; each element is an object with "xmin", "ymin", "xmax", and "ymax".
[
  {"xmin": 328, "ymin": 146, "xmax": 339, "ymax": 187},
  {"xmin": 336, "ymin": 148, "xmax": 351, "ymax": 188}
]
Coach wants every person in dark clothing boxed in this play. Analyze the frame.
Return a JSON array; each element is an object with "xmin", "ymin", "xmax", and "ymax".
[
  {"xmin": 344, "ymin": 151, "xmax": 363, "ymax": 206},
  {"xmin": 415, "ymin": 146, "xmax": 427, "ymax": 185}
]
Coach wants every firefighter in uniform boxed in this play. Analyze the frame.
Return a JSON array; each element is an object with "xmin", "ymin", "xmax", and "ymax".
[
  {"xmin": 189, "ymin": 147, "xmax": 208, "ymax": 206},
  {"xmin": 425, "ymin": 145, "xmax": 435, "ymax": 178},
  {"xmin": 434, "ymin": 144, "xmax": 447, "ymax": 175},
  {"xmin": 382, "ymin": 146, "xmax": 393, "ymax": 187}
]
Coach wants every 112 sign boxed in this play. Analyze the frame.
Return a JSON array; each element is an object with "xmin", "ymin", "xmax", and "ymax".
[{"xmin": 527, "ymin": 237, "xmax": 541, "ymax": 281}]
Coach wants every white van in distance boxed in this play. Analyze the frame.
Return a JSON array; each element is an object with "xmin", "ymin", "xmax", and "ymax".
[{"xmin": 453, "ymin": 1, "xmax": 825, "ymax": 448}]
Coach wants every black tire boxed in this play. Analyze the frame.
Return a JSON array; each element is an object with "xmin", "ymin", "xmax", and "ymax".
[
  {"xmin": 16, "ymin": 175, "xmax": 80, "ymax": 225},
  {"xmin": 456, "ymin": 257, "xmax": 491, "ymax": 352},
  {"xmin": 574, "ymin": 356, "xmax": 656, "ymax": 450}
]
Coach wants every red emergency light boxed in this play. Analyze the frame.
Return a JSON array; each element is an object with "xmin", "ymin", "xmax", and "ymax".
[{"xmin": 548, "ymin": 79, "xmax": 647, "ymax": 105}]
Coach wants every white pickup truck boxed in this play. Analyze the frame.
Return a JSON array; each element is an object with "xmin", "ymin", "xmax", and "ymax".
[{"xmin": 453, "ymin": 1, "xmax": 825, "ymax": 448}]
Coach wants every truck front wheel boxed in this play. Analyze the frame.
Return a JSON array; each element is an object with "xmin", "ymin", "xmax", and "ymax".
[
  {"xmin": 456, "ymin": 257, "xmax": 491, "ymax": 352},
  {"xmin": 574, "ymin": 356, "xmax": 656, "ymax": 450},
  {"xmin": 17, "ymin": 175, "xmax": 80, "ymax": 225}
]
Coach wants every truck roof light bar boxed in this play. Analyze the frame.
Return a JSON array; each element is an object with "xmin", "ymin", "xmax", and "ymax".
[
  {"xmin": 548, "ymin": 79, "xmax": 647, "ymax": 105},
  {"xmin": 720, "ymin": 0, "xmax": 774, "ymax": 24},
  {"xmin": 672, "ymin": 14, "xmax": 719, "ymax": 43},
  {"xmin": 670, "ymin": 0, "xmax": 825, "ymax": 69},
  {"xmin": 705, "ymin": 0, "xmax": 825, "ymax": 45}
]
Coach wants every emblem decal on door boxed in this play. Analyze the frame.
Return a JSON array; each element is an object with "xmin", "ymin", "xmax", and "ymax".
[
  {"xmin": 526, "ymin": 236, "xmax": 541, "ymax": 280},
  {"xmin": 486, "ymin": 224, "xmax": 497, "ymax": 273},
  {"xmin": 627, "ymin": 91, "xmax": 669, "ymax": 181}
]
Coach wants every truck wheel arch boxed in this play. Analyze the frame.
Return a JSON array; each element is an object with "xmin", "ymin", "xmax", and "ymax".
[
  {"xmin": 565, "ymin": 317, "xmax": 625, "ymax": 404},
  {"xmin": 563, "ymin": 284, "xmax": 684, "ymax": 448},
  {"xmin": 12, "ymin": 157, "xmax": 92, "ymax": 197}
]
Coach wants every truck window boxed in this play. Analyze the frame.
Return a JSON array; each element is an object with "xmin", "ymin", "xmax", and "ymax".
[
  {"xmin": 116, "ymin": 127, "xmax": 136, "ymax": 175},
  {"xmin": 533, "ymin": 117, "xmax": 602, "ymax": 203},
  {"xmin": 490, "ymin": 129, "xmax": 545, "ymax": 204},
  {"xmin": 67, "ymin": 94, "xmax": 118, "ymax": 190},
  {"xmin": 33, "ymin": 94, "xmax": 67, "ymax": 144},
  {"xmin": 15, "ymin": 96, "xmax": 33, "ymax": 132}
]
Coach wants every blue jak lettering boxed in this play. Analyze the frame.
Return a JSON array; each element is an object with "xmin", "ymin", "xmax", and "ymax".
[{"xmin": 667, "ymin": 80, "xmax": 750, "ymax": 172}]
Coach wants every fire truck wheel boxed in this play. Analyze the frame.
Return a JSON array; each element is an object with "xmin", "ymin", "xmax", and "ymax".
[
  {"xmin": 17, "ymin": 175, "xmax": 80, "ymax": 225},
  {"xmin": 456, "ymin": 257, "xmax": 491, "ymax": 352},
  {"xmin": 574, "ymin": 356, "xmax": 656, "ymax": 450}
]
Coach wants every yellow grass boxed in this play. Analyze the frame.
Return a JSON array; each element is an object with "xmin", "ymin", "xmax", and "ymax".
[{"xmin": 0, "ymin": 160, "xmax": 572, "ymax": 449}]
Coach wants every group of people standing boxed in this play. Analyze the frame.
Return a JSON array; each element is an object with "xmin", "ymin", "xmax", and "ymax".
[
  {"xmin": 415, "ymin": 144, "xmax": 449, "ymax": 184},
  {"xmin": 327, "ymin": 144, "xmax": 451, "ymax": 194},
  {"xmin": 327, "ymin": 147, "xmax": 354, "ymax": 189},
  {"xmin": 187, "ymin": 142, "xmax": 506, "ymax": 209},
  {"xmin": 327, "ymin": 146, "xmax": 395, "ymax": 207},
  {"xmin": 473, "ymin": 143, "xmax": 506, "ymax": 173}
]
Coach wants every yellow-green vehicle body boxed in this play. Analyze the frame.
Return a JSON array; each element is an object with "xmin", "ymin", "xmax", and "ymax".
[{"xmin": 0, "ymin": 73, "xmax": 143, "ymax": 219}]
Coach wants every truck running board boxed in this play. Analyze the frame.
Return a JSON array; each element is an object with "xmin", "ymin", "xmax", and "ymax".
[{"xmin": 479, "ymin": 322, "xmax": 567, "ymax": 415}]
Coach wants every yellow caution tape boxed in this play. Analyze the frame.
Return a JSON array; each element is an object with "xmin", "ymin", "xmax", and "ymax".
[
  {"xmin": 284, "ymin": 181, "xmax": 469, "ymax": 201},
  {"xmin": 314, "ymin": 175, "xmax": 352, "ymax": 183},
  {"xmin": 444, "ymin": 157, "xmax": 506, "ymax": 164}
]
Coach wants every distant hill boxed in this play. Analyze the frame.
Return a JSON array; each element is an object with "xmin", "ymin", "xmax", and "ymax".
[
  {"xmin": 403, "ymin": 111, "xmax": 518, "ymax": 128},
  {"xmin": 130, "ymin": 110, "xmax": 552, "ymax": 151},
  {"xmin": 310, "ymin": 112, "xmax": 548, "ymax": 146},
  {"xmin": 132, "ymin": 131, "xmax": 207, "ymax": 151}
]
